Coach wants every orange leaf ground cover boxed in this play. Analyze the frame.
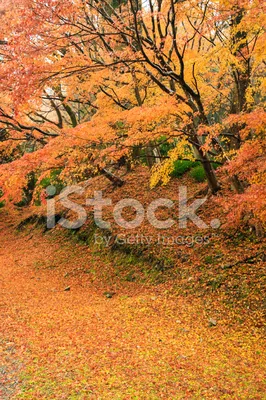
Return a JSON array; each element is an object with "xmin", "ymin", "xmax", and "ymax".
[
  {"xmin": 1, "ymin": 166, "xmax": 265, "ymax": 399},
  {"xmin": 0, "ymin": 213, "xmax": 265, "ymax": 399}
]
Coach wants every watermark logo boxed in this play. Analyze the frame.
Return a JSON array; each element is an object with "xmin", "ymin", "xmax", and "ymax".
[
  {"xmin": 46, "ymin": 185, "xmax": 220, "ymax": 231},
  {"xmin": 94, "ymin": 233, "xmax": 212, "ymax": 248}
]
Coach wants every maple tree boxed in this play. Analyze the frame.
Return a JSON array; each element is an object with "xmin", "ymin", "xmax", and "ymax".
[{"xmin": 0, "ymin": 0, "xmax": 265, "ymax": 230}]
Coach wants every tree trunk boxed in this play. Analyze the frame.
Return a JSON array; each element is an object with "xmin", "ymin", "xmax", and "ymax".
[
  {"xmin": 98, "ymin": 167, "xmax": 124, "ymax": 187},
  {"xmin": 145, "ymin": 143, "xmax": 162, "ymax": 169},
  {"xmin": 145, "ymin": 146, "xmax": 154, "ymax": 169},
  {"xmin": 200, "ymin": 156, "xmax": 220, "ymax": 194},
  {"xmin": 191, "ymin": 134, "xmax": 220, "ymax": 194},
  {"xmin": 231, "ymin": 175, "xmax": 244, "ymax": 194}
]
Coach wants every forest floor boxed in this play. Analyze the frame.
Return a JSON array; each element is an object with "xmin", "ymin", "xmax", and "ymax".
[{"xmin": 0, "ymin": 208, "xmax": 266, "ymax": 399}]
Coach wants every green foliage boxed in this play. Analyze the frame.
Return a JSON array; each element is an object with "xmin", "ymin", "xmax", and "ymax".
[
  {"xmin": 204, "ymin": 255, "xmax": 214, "ymax": 264},
  {"xmin": 212, "ymin": 162, "xmax": 220, "ymax": 170},
  {"xmin": 39, "ymin": 169, "xmax": 63, "ymax": 190},
  {"xmin": 39, "ymin": 177, "xmax": 51, "ymax": 188},
  {"xmin": 158, "ymin": 137, "xmax": 174, "ymax": 157},
  {"xmin": 171, "ymin": 160, "xmax": 196, "ymax": 178},
  {"xmin": 190, "ymin": 165, "xmax": 206, "ymax": 182},
  {"xmin": 111, "ymin": 0, "xmax": 127, "ymax": 9},
  {"xmin": 171, "ymin": 160, "xmax": 218, "ymax": 182},
  {"xmin": 34, "ymin": 169, "xmax": 64, "ymax": 206}
]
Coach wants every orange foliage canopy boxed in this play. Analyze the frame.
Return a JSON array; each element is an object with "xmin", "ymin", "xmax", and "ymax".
[{"xmin": 0, "ymin": 0, "xmax": 265, "ymax": 227}]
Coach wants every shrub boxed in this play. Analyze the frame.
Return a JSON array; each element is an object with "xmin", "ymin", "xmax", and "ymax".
[
  {"xmin": 212, "ymin": 162, "xmax": 220, "ymax": 170},
  {"xmin": 34, "ymin": 169, "xmax": 64, "ymax": 206},
  {"xmin": 190, "ymin": 165, "xmax": 206, "ymax": 182},
  {"xmin": 171, "ymin": 160, "xmax": 195, "ymax": 177}
]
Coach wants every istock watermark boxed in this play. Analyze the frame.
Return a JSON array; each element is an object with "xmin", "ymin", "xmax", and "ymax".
[
  {"xmin": 46, "ymin": 185, "xmax": 221, "ymax": 231},
  {"xmin": 94, "ymin": 233, "xmax": 212, "ymax": 248}
]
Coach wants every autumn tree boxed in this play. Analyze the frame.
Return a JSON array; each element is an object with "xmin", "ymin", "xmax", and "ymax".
[{"xmin": 0, "ymin": 0, "xmax": 265, "ymax": 231}]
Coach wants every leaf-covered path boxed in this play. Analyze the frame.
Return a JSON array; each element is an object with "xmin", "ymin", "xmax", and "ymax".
[{"xmin": 0, "ymin": 221, "xmax": 265, "ymax": 399}]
